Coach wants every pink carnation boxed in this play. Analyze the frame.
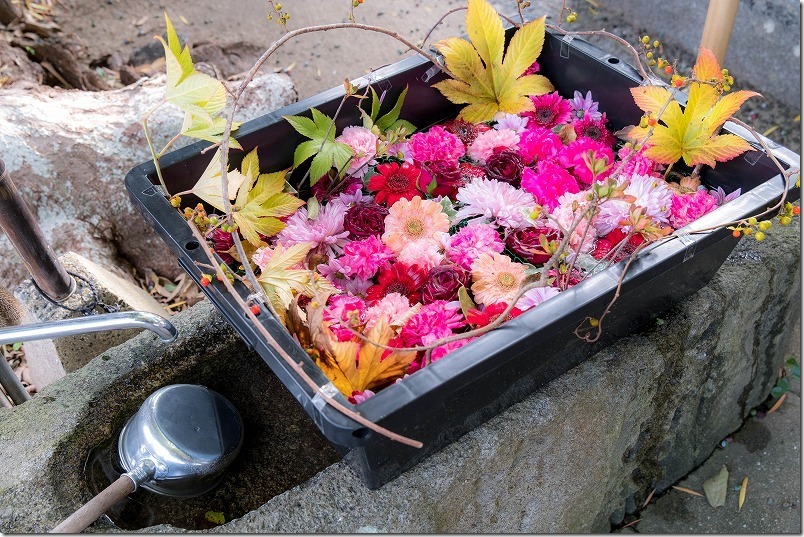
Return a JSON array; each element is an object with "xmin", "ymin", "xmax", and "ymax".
[
  {"xmin": 316, "ymin": 256, "xmax": 373, "ymax": 296},
  {"xmin": 558, "ymin": 138, "xmax": 615, "ymax": 186},
  {"xmin": 365, "ymin": 292, "xmax": 414, "ymax": 330},
  {"xmin": 399, "ymin": 300, "xmax": 464, "ymax": 347},
  {"xmin": 521, "ymin": 161, "xmax": 580, "ymax": 211},
  {"xmin": 336, "ymin": 126, "xmax": 378, "ymax": 176},
  {"xmin": 338, "ymin": 236, "xmax": 394, "ymax": 280},
  {"xmin": 408, "ymin": 125, "xmax": 466, "ymax": 164},
  {"xmin": 323, "ymin": 294, "xmax": 367, "ymax": 341},
  {"xmin": 616, "ymin": 145, "xmax": 664, "ymax": 178},
  {"xmin": 517, "ymin": 127, "xmax": 564, "ymax": 165},
  {"xmin": 397, "ymin": 241, "xmax": 445, "ymax": 271},
  {"xmin": 468, "ymin": 129, "xmax": 520, "ymax": 163},
  {"xmin": 444, "ymin": 224, "xmax": 505, "ymax": 270},
  {"xmin": 669, "ymin": 190, "xmax": 720, "ymax": 229},
  {"xmin": 431, "ymin": 336, "xmax": 478, "ymax": 361}
]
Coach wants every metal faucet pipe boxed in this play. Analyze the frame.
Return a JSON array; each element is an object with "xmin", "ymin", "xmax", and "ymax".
[
  {"xmin": 0, "ymin": 158, "xmax": 75, "ymax": 302},
  {"xmin": 0, "ymin": 311, "xmax": 178, "ymax": 347}
]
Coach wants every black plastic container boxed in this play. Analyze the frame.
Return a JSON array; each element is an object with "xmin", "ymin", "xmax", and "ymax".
[{"xmin": 125, "ymin": 29, "xmax": 800, "ymax": 489}]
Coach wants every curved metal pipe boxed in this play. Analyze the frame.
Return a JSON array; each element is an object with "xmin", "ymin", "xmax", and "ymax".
[{"xmin": 0, "ymin": 311, "xmax": 178, "ymax": 346}]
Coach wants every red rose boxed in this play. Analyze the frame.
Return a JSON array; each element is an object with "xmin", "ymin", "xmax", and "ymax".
[
  {"xmin": 485, "ymin": 149, "xmax": 524, "ymax": 186},
  {"xmin": 343, "ymin": 201, "xmax": 389, "ymax": 239},
  {"xmin": 421, "ymin": 265, "xmax": 470, "ymax": 303},
  {"xmin": 506, "ymin": 227, "xmax": 562, "ymax": 265}
]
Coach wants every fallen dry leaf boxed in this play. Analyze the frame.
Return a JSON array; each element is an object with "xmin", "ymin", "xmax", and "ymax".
[
  {"xmin": 642, "ymin": 488, "xmax": 656, "ymax": 509},
  {"xmin": 703, "ymin": 465, "xmax": 729, "ymax": 508},
  {"xmin": 767, "ymin": 393, "xmax": 786, "ymax": 414},
  {"xmin": 738, "ymin": 476, "xmax": 748, "ymax": 510},
  {"xmin": 672, "ymin": 485, "xmax": 704, "ymax": 498}
]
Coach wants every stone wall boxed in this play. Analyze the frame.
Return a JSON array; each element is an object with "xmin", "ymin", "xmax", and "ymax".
[{"xmin": 0, "ymin": 219, "xmax": 799, "ymax": 533}]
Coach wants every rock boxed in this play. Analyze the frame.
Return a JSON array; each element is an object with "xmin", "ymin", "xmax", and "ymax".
[
  {"xmin": 118, "ymin": 64, "xmax": 143, "ymax": 86},
  {"xmin": 0, "ymin": 39, "xmax": 44, "ymax": 87},
  {"xmin": 0, "ymin": 216, "xmax": 798, "ymax": 533},
  {"xmin": 0, "ymin": 71, "xmax": 296, "ymax": 290},
  {"xmin": 191, "ymin": 42, "xmax": 266, "ymax": 78}
]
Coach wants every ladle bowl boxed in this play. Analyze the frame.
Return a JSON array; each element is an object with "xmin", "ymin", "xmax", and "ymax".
[{"xmin": 51, "ymin": 384, "xmax": 243, "ymax": 533}]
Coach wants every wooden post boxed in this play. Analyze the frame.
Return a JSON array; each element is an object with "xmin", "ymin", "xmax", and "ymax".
[{"xmin": 699, "ymin": 0, "xmax": 740, "ymax": 64}]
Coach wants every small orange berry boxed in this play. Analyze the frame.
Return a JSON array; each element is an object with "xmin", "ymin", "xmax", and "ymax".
[
  {"xmin": 732, "ymin": 229, "xmax": 741, "ymax": 238},
  {"xmin": 793, "ymin": 206, "xmax": 801, "ymax": 215},
  {"xmin": 647, "ymin": 117, "xmax": 657, "ymax": 126},
  {"xmin": 664, "ymin": 65, "xmax": 673, "ymax": 75},
  {"xmin": 200, "ymin": 276, "xmax": 211, "ymax": 287},
  {"xmin": 250, "ymin": 304, "xmax": 261, "ymax": 315}
]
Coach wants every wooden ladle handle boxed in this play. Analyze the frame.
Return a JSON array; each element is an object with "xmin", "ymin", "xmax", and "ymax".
[{"xmin": 50, "ymin": 474, "xmax": 135, "ymax": 533}]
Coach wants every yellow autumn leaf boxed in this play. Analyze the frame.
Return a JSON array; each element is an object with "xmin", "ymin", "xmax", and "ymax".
[
  {"xmin": 257, "ymin": 242, "xmax": 315, "ymax": 313},
  {"xmin": 190, "ymin": 149, "xmax": 246, "ymax": 211},
  {"xmin": 316, "ymin": 316, "xmax": 417, "ymax": 396},
  {"xmin": 432, "ymin": 0, "xmax": 551, "ymax": 122}
]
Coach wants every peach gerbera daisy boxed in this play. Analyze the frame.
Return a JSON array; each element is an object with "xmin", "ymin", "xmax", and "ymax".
[
  {"xmin": 382, "ymin": 196, "xmax": 450, "ymax": 254},
  {"xmin": 470, "ymin": 252, "xmax": 526, "ymax": 306}
]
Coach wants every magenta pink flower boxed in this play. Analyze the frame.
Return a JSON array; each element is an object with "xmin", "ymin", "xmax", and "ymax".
[
  {"xmin": 573, "ymin": 114, "xmax": 615, "ymax": 147},
  {"xmin": 669, "ymin": 189, "xmax": 720, "ymax": 228},
  {"xmin": 323, "ymin": 294, "xmax": 367, "ymax": 341},
  {"xmin": 558, "ymin": 138, "xmax": 615, "ymax": 186},
  {"xmin": 517, "ymin": 127, "xmax": 564, "ymax": 165},
  {"xmin": 467, "ymin": 129, "xmax": 520, "ymax": 163},
  {"xmin": 335, "ymin": 126, "xmax": 378, "ymax": 176},
  {"xmin": 277, "ymin": 200, "xmax": 350, "ymax": 258},
  {"xmin": 524, "ymin": 92, "xmax": 571, "ymax": 129},
  {"xmin": 520, "ymin": 161, "xmax": 580, "ymax": 211},
  {"xmin": 399, "ymin": 301, "xmax": 464, "ymax": 347},
  {"xmin": 338, "ymin": 235, "xmax": 395, "ymax": 280},
  {"xmin": 431, "ymin": 337, "xmax": 478, "ymax": 361},
  {"xmin": 444, "ymin": 224, "xmax": 505, "ymax": 270},
  {"xmin": 616, "ymin": 145, "xmax": 664, "ymax": 178},
  {"xmin": 408, "ymin": 125, "xmax": 466, "ymax": 164}
]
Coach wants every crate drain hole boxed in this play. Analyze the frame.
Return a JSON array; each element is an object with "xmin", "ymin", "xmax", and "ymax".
[
  {"xmin": 352, "ymin": 427, "xmax": 370, "ymax": 438},
  {"xmin": 607, "ymin": 57, "xmax": 620, "ymax": 64},
  {"xmin": 184, "ymin": 240, "xmax": 200, "ymax": 250}
]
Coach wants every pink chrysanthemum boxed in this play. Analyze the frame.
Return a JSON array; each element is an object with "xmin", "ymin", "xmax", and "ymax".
[
  {"xmin": 408, "ymin": 125, "xmax": 466, "ymax": 164},
  {"xmin": 515, "ymin": 286, "xmax": 561, "ymax": 312},
  {"xmin": 455, "ymin": 178, "xmax": 536, "ymax": 229},
  {"xmin": 316, "ymin": 257, "xmax": 373, "ymax": 296},
  {"xmin": 323, "ymin": 294, "xmax": 367, "ymax": 341},
  {"xmin": 335, "ymin": 126, "xmax": 378, "ymax": 176},
  {"xmin": 444, "ymin": 224, "xmax": 505, "ymax": 270},
  {"xmin": 546, "ymin": 191, "xmax": 597, "ymax": 255},
  {"xmin": 524, "ymin": 92, "xmax": 571, "ymax": 129},
  {"xmin": 517, "ymin": 127, "xmax": 564, "ymax": 165},
  {"xmin": 338, "ymin": 235, "xmax": 395, "ymax": 280},
  {"xmin": 467, "ymin": 128, "xmax": 520, "ymax": 163},
  {"xmin": 558, "ymin": 138, "xmax": 615, "ymax": 186},
  {"xmin": 364, "ymin": 292, "xmax": 416, "ymax": 330},
  {"xmin": 470, "ymin": 252, "xmax": 527, "ymax": 306},
  {"xmin": 593, "ymin": 174, "xmax": 673, "ymax": 236},
  {"xmin": 382, "ymin": 196, "xmax": 450, "ymax": 254},
  {"xmin": 669, "ymin": 189, "xmax": 720, "ymax": 229},
  {"xmin": 431, "ymin": 336, "xmax": 478, "ymax": 362},
  {"xmin": 520, "ymin": 161, "xmax": 580, "ymax": 211},
  {"xmin": 277, "ymin": 200, "xmax": 350, "ymax": 258},
  {"xmin": 493, "ymin": 112, "xmax": 529, "ymax": 133},
  {"xmin": 573, "ymin": 114, "xmax": 615, "ymax": 147},
  {"xmin": 399, "ymin": 300, "xmax": 464, "ymax": 347},
  {"xmin": 397, "ymin": 241, "xmax": 445, "ymax": 271},
  {"xmin": 616, "ymin": 145, "xmax": 664, "ymax": 178}
]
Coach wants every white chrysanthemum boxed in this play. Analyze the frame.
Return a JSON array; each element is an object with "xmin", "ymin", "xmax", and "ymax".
[
  {"xmin": 454, "ymin": 178, "xmax": 536, "ymax": 229},
  {"xmin": 593, "ymin": 173, "xmax": 673, "ymax": 236}
]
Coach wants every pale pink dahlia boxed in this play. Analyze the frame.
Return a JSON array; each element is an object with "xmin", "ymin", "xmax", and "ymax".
[
  {"xmin": 558, "ymin": 138, "xmax": 615, "ymax": 186},
  {"xmin": 470, "ymin": 252, "xmax": 527, "ymax": 306},
  {"xmin": 546, "ymin": 191, "xmax": 597, "ymax": 255},
  {"xmin": 444, "ymin": 224, "xmax": 505, "ymax": 270},
  {"xmin": 323, "ymin": 294, "xmax": 367, "ymax": 341},
  {"xmin": 382, "ymin": 196, "xmax": 450, "ymax": 254},
  {"xmin": 520, "ymin": 161, "xmax": 580, "ymax": 211},
  {"xmin": 524, "ymin": 92, "xmax": 571, "ymax": 129},
  {"xmin": 364, "ymin": 292, "xmax": 416, "ymax": 330},
  {"xmin": 408, "ymin": 126, "xmax": 466, "ymax": 164},
  {"xmin": 277, "ymin": 200, "xmax": 350, "ymax": 258},
  {"xmin": 396, "ymin": 241, "xmax": 445, "ymax": 271},
  {"xmin": 669, "ymin": 189, "xmax": 720, "ymax": 229},
  {"xmin": 467, "ymin": 129, "xmax": 520, "ymax": 163},
  {"xmin": 454, "ymin": 178, "xmax": 536, "ymax": 229},
  {"xmin": 335, "ymin": 126, "xmax": 378, "ymax": 176},
  {"xmin": 338, "ymin": 235, "xmax": 395, "ymax": 280},
  {"xmin": 593, "ymin": 174, "xmax": 673, "ymax": 236},
  {"xmin": 517, "ymin": 127, "xmax": 564, "ymax": 165}
]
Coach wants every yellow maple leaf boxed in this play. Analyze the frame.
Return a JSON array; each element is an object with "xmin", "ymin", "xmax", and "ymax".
[
  {"xmin": 627, "ymin": 47, "xmax": 759, "ymax": 167},
  {"xmin": 315, "ymin": 316, "xmax": 417, "ymax": 397},
  {"xmin": 432, "ymin": 0, "xmax": 553, "ymax": 123}
]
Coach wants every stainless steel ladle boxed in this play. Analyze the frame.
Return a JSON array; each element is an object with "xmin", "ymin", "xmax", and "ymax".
[{"xmin": 50, "ymin": 384, "xmax": 244, "ymax": 533}]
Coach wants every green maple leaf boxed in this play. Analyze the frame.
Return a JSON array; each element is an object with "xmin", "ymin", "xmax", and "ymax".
[
  {"xmin": 231, "ymin": 148, "xmax": 304, "ymax": 246},
  {"xmin": 432, "ymin": 0, "xmax": 553, "ymax": 123},
  {"xmin": 284, "ymin": 108, "xmax": 353, "ymax": 185}
]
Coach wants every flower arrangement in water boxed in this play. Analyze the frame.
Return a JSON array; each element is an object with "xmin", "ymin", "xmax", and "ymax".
[{"xmin": 144, "ymin": 0, "xmax": 799, "ymax": 443}]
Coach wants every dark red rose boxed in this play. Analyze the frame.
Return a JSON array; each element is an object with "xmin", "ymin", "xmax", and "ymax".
[
  {"xmin": 459, "ymin": 162, "xmax": 487, "ymax": 183},
  {"xmin": 207, "ymin": 228, "xmax": 235, "ymax": 265},
  {"xmin": 343, "ymin": 201, "xmax": 389, "ymax": 239},
  {"xmin": 506, "ymin": 227, "xmax": 562, "ymax": 265},
  {"xmin": 485, "ymin": 149, "xmax": 524, "ymax": 186},
  {"xmin": 310, "ymin": 173, "xmax": 363, "ymax": 203},
  {"xmin": 442, "ymin": 119, "xmax": 491, "ymax": 146},
  {"xmin": 421, "ymin": 265, "xmax": 470, "ymax": 303},
  {"xmin": 424, "ymin": 160, "xmax": 465, "ymax": 199}
]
